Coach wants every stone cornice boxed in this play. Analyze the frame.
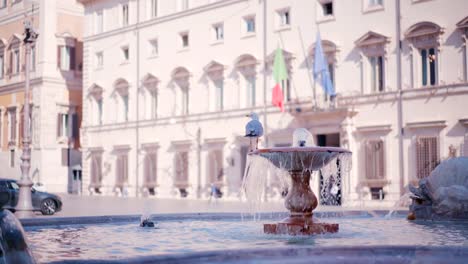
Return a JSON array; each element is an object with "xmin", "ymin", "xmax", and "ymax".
[
  {"xmin": 458, "ymin": 118, "xmax": 468, "ymax": 128},
  {"xmin": 355, "ymin": 125, "xmax": 392, "ymax": 134},
  {"xmin": 406, "ymin": 120, "xmax": 446, "ymax": 129},
  {"xmin": 0, "ymin": 76, "xmax": 82, "ymax": 95},
  {"xmin": 84, "ymin": 0, "xmax": 248, "ymax": 42}
]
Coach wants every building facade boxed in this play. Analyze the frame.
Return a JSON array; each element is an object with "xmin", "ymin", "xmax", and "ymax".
[
  {"xmin": 0, "ymin": 0, "xmax": 84, "ymax": 193},
  {"xmin": 78, "ymin": 0, "xmax": 468, "ymax": 207}
]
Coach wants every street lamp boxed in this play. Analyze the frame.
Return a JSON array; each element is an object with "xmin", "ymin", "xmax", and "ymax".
[{"xmin": 15, "ymin": 19, "xmax": 38, "ymax": 218}]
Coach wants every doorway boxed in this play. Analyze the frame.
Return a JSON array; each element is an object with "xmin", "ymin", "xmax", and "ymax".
[{"xmin": 317, "ymin": 133, "xmax": 342, "ymax": 206}]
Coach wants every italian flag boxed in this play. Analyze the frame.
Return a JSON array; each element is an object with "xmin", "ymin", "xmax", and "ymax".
[{"xmin": 272, "ymin": 48, "xmax": 288, "ymax": 112}]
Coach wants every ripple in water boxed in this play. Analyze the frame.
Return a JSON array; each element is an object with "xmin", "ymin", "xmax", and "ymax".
[{"xmin": 25, "ymin": 216, "xmax": 468, "ymax": 263}]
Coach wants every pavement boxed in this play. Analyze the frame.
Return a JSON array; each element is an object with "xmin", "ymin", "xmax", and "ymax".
[{"xmin": 25, "ymin": 193, "xmax": 406, "ymax": 219}]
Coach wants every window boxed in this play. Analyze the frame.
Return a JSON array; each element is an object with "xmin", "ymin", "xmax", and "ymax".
[
  {"xmin": 90, "ymin": 152, "xmax": 103, "ymax": 192},
  {"xmin": 58, "ymin": 46, "xmax": 75, "ymax": 71},
  {"xmin": 278, "ymin": 9, "xmax": 290, "ymax": 27},
  {"xmin": 97, "ymin": 98, "xmax": 103, "ymax": 125},
  {"xmin": 215, "ymin": 79, "xmax": 224, "ymax": 111},
  {"xmin": 116, "ymin": 153, "xmax": 129, "ymax": 189},
  {"xmin": 368, "ymin": 0, "xmax": 383, "ymax": 6},
  {"xmin": 320, "ymin": 1, "xmax": 333, "ymax": 16},
  {"xmin": 182, "ymin": 88, "xmax": 189, "ymax": 115},
  {"xmin": 96, "ymin": 10, "xmax": 103, "ymax": 34},
  {"xmin": 149, "ymin": 39, "xmax": 158, "ymax": 56},
  {"xmin": 8, "ymin": 108, "xmax": 16, "ymax": 144},
  {"xmin": 122, "ymin": 94, "xmax": 129, "ymax": 121},
  {"xmin": 57, "ymin": 113, "xmax": 69, "ymax": 138},
  {"xmin": 208, "ymin": 149, "xmax": 223, "ymax": 184},
  {"xmin": 150, "ymin": 90, "xmax": 158, "ymax": 118},
  {"xmin": 174, "ymin": 151, "xmax": 188, "ymax": 186},
  {"xmin": 122, "ymin": 46, "xmax": 129, "ymax": 61},
  {"xmin": 416, "ymin": 136, "xmax": 439, "ymax": 179},
  {"xmin": 281, "ymin": 79, "xmax": 291, "ymax": 102},
  {"xmin": 181, "ymin": 33, "xmax": 189, "ymax": 48},
  {"xmin": 144, "ymin": 151, "xmax": 157, "ymax": 190},
  {"xmin": 96, "ymin": 52, "xmax": 103, "ymax": 68},
  {"xmin": 245, "ymin": 16, "xmax": 255, "ymax": 33},
  {"xmin": 10, "ymin": 49, "xmax": 20, "ymax": 75},
  {"xmin": 0, "ymin": 53, "xmax": 4, "ymax": 79},
  {"xmin": 151, "ymin": 0, "xmax": 158, "ymax": 18},
  {"xmin": 0, "ymin": 0, "xmax": 6, "ymax": 8},
  {"xmin": 421, "ymin": 48, "xmax": 437, "ymax": 86},
  {"xmin": 30, "ymin": 45, "xmax": 36, "ymax": 71},
  {"xmin": 246, "ymin": 76, "xmax": 256, "ymax": 107},
  {"xmin": 369, "ymin": 56, "xmax": 384, "ymax": 92},
  {"xmin": 370, "ymin": 187, "xmax": 385, "ymax": 200},
  {"xmin": 122, "ymin": 3, "xmax": 129, "ymax": 26},
  {"xmin": 213, "ymin": 24, "xmax": 224, "ymax": 41},
  {"xmin": 365, "ymin": 140, "xmax": 385, "ymax": 180},
  {"xmin": 10, "ymin": 150, "xmax": 14, "ymax": 168}
]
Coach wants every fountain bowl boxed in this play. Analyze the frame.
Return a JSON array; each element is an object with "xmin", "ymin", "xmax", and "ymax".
[
  {"xmin": 247, "ymin": 146, "xmax": 351, "ymax": 236},
  {"xmin": 250, "ymin": 146, "xmax": 351, "ymax": 171}
]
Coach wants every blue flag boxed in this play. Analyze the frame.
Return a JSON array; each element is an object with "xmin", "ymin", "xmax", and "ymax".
[{"xmin": 313, "ymin": 31, "xmax": 335, "ymax": 96}]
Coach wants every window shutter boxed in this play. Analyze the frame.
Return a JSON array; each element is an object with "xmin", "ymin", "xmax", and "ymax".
[
  {"xmin": 97, "ymin": 155, "xmax": 102, "ymax": 183},
  {"xmin": 91, "ymin": 157, "xmax": 96, "ymax": 184},
  {"xmin": 57, "ymin": 114, "xmax": 61, "ymax": 137},
  {"xmin": 123, "ymin": 155, "xmax": 128, "ymax": 183},
  {"xmin": 416, "ymin": 138, "xmax": 423, "ymax": 179},
  {"xmin": 70, "ymin": 47, "xmax": 76, "ymax": 70},
  {"xmin": 72, "ymin": 113, "xmax": 79, "ymax": 138},
  {"xmin": 463, "ymin": 134, "xmax": 468, "ymax": 157},
  {"xmin": 152, "ymin": 153, "xmax": 157, "ymax": 183},
  {"xmin": 365, "ymin": 141, "xmax": 372, "ymax": 180},
  {"xmin": 377, "ymin": 141, "xmax": 385, "ymax": 179},
  {"xmin": 57, "ymin": 46, "xmax": 61, "ymax": 69},
  {"xmin": 144, "ymin": 155, "xmax": 149, "ymax": 186},
  {"xmin": 18, "ymin": 111, "xmax": 23, "ymax": 144},
  {"xmin": 11, "ymin": 110, "xmax": 16, "ymax": 141},
  {"xmin": 9, "ymin": 52, "xmax": 12, "ymax": 74}
]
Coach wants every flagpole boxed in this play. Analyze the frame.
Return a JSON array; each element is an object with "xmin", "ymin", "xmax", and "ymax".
[
  {"xmin": 262, "ymin": 0, "xmax": 268, "ymax": 148},
  {"xmin": 297, "ymin": 26, "xmax": 316, "ymax": 109},
  {"xmin": 262, "ymin": 0, "xmax": 268, "ymax": 202}
]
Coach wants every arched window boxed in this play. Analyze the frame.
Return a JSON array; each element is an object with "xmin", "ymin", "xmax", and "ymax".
[
  {"xmin": 0, "ymin": 38, "xmax": 6, "ymax": 79},
  {"xmin": 204, "ymin": 61, "xmax": 226, "ymax": 111},
  {"xmin": 355, "ymin": 31, "xmax": 389, "ymax": 93},
  {"xmin": 405, "ymin": 22, "xmax": 443, "ymax": 87},
  {"xmin": 88, "ymin": 84, "xmax": 104, "ymax": 125},
  {"xmin": 457, "ymin": 16, "xmax": 468, "ymax": 82},
  {"xmin": 171, "ymin": 67, "xmax": 190, "ymax": 115},
  {"xmin": 7, "ymin": 34, "xmax": 22, "ymax": 76},
  {"xmin": 113, "ymin": 78, "xmax": 130, "ymax": 122},
  {"xmin": 235, "ymin": 54, "xmax": 258, "ymax": 108},
  {"xmin": 142, "ymin": 73, "xmax": 159, "ymax": 119}
]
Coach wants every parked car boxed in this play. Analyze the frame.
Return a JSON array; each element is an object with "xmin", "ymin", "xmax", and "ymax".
[{"xmin": 0, "ymin": 178, "xmax": 62, "ymax": 215}]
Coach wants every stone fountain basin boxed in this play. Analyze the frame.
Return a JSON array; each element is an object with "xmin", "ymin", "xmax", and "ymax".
[
  {"xmin": 21, "ymin": 212, "xmax": 468, "ymax": 263},
  {"xmin": 250, "ymin": 147, "xmax": 351, "ymax": 171}
]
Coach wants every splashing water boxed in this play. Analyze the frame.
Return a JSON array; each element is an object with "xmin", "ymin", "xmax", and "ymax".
[{"xmin": 241, "ymin": 128, "xmax": 352, "ymax": 217}]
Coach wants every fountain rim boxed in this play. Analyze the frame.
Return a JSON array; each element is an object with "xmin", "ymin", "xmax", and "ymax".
[{"xmin": 249, "ymin": 146, "xmax": 352, "ymax": 155}]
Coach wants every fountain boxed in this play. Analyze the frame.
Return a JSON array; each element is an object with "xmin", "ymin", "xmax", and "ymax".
[
  {"xmin": 243, "ymin": 128, "xmax": 351, "ymax": 235},
  {"xmin": 408, "ymin": 156, "xmax": 468, "ymax": 220}
]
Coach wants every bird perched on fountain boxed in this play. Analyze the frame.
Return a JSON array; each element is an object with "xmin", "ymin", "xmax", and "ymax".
[{"xmin": 245, "ymin": 112, "xmax": 263, "ymax": 151}]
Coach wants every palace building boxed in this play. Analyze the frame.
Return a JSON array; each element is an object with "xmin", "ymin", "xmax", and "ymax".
[
  {"xmin": 0, "ymin": 0, "xmax": 84, "ymax": 193},
  {"xmin": 77, "ymin": 0, "xmax": 468, "ymax": 206}
]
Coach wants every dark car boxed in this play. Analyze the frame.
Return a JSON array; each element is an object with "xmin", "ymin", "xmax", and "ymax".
[{"xmin": 0, "ymin": 179, "xmax": 62, "ymax": 215}]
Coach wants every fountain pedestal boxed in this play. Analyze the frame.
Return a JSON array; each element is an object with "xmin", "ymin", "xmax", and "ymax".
[{"xmin": 263, "ymin": 170, "xmax": 339, "ymax": 235}]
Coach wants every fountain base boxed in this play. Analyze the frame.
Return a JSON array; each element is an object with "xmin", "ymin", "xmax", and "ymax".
[{"xmin": 264, "ymin": 214, "xmax": 338, "ymax": 235}]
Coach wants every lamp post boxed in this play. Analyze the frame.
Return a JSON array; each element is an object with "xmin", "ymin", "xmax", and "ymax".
[{"xmin": 15, "ymin": 19, "xmax": 38, "ymax": 218}]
